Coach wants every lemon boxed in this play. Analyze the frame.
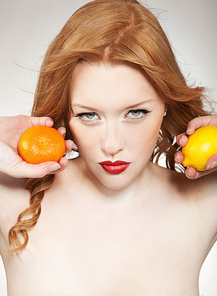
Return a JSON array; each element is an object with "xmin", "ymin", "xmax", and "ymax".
[{"xmin": 182, "ymin": 126, "xmax": 217, "ymax": 171}]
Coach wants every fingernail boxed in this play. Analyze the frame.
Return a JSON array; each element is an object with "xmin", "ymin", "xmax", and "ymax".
[
  {"xmin": 187, "ymin": 128, "xmax": 193, "ymax": 135},
  {"xmin": 49, "ymin": 164, "xmax": 61, "ymax": 172},
  {"xmin": 207, "ymin": 161, "xmax": 217, "ymax": 170},
  {"xmin": 46, "ymin": 118, "xmax": 54, "ymax": 126}
]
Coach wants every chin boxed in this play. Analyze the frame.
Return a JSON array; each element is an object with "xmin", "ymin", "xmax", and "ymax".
[{"xmin": 97, "ymin": 175, "xmax": 136, "ymax": 191}]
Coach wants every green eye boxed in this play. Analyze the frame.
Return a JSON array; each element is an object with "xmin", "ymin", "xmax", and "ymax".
[
  {"xmin": 76, "ymin": 112, "xmax": 99, "ymax": 121},
  {"xmin": 85, "ymin": 113, "xmax": 96, "ymax": 119},
  {"xmin": 130, "ymin": 110, "xmax": 142, "ymax": 117},
  {"xmin": 126, "ymin": 109, "xmax": 150, "ymax": 119}
]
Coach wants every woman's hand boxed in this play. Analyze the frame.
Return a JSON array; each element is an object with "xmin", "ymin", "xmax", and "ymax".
[
  {"xmin": 175, "ymin": 115, "xmax": 217, "ymax": 179},
  {"xmin": 0, "ymin": 115, "xmax": 74, "ymax": 178}
]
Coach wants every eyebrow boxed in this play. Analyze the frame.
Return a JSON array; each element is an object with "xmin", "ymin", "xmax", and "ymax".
[
  {"xmin": 71, "ymin": 99, "xmax": 155, "ymax": 111},
  {"xmin": 122, "ymin": 99, "xmax": 155, "ymax": 109}
]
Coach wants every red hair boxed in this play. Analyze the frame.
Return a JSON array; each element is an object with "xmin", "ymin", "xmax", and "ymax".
[{"xmin": 7, "ymin": 0, "xmax": 209, "ymax": 253}]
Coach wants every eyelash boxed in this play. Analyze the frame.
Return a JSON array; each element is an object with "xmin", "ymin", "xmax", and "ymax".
[
  {"xmin": 126, "ymin": 109, "xmax": 150, "ymax": 119},
  {"xmin": 75, "ymin": 108, "xmax": 150, "ymax": 122},
  {"xmin": 75, "ymin": 112, "xmax": 99, "ymax": 121}
]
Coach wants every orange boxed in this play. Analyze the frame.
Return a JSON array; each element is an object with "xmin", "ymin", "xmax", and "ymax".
[{"xmin": 18, "ymin": 126, "xmax": 65, "ymax": 164}]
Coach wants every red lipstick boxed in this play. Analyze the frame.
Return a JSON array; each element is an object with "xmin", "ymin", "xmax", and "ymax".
[{"xmin": 99, "ymin": 161, "xmax": 130, "ymax": 174}]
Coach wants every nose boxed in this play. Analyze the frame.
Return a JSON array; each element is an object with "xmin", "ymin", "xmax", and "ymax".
[{"xmin": 101, "ymin": 122, "xmax": 124, "ymax": 156}]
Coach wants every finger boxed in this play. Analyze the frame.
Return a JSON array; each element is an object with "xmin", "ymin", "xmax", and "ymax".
[
  {"xmin": 186, "ymin": 116, "xmax": 213, "ymax": 135},
  {"xmin": 176, "ymin": 134, "xmax": 188, "ymax": 147},
  {"xmin": 185, "ymin": 166, "xmax": 217, "ymax": 179},
  {"xmin": 65, "ymin": 139, "xmax": 74, "ymax": 154},
  {"xmin": 57, "ymin": 157, "xmax": 68, "ymax": 172},
  {"xmin": 206, "ymin": 154, "xmax": 217, "ymax": 170},
  {"xmin": 58, "ymin": 127, "xmax": 66, "ymax": 138},
  {"xmin": 208, "ymin": 114, "xmax": 217, "ymax": 126},
  {"xmin": 185, "ymin": 167, "xmax": 200, "ymax": 179},
  {"xmin": 30, "ymin": 116, "xmax": 54, "ymax": 127},
  {"xmin": 174, "ymin": 151, "xmax": 184, "ymax": 164},
  {"xmin": 57, "ymin": 129, "xmax": 74, "ymax": 153},
  {"xmin": 11, "ymin": 161, "xmax": 61, "ymax": 179},
  {"xmin": 49, "ymin": 157, "xmax": 69, "ymax": 174}
]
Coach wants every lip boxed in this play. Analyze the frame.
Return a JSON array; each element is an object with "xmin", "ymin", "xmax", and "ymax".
[{"xmin": 99, "ymin": 161, "xmax": 130, "ymax": 174}]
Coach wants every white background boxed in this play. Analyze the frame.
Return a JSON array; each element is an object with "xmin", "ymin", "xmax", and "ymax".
[{"xmin": 0, "ymin": 0, "xmax": 217, "ymax": 295}]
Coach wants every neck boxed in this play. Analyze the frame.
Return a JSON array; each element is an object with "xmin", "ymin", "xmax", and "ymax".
[{"xmin": 81, "ymin": 159, "xmax": 155, "ymax": 204}]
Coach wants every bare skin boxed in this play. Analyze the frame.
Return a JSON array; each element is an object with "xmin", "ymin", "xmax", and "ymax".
[
  {"xmin": 175, "ymin": 114, "xmax": 217, "ymax": 179},
  {"xmin": 0, "ymin": 158, "xmax": 217, "ymax": 296},
  {"xmin": 1, "ymin": 64, "xmax": 217, "ymax": 295}
]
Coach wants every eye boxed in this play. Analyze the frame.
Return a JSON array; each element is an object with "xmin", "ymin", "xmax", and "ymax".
[
  {"xmin": 126, "ymin": 109, "xmax": 150, "ymax": 119},
  {"xmin": 75, "ymin": 112, "xmax": 99, "ymax": 122}
]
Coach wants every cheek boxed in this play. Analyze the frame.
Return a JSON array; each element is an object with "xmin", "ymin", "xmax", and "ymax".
[
  {"xmin": 69, "ymin": 122, "xmax": 99, "ymax": 154},
  {"xmin": 128, "ymin": 118, "xmax": 162, "ymax": 152},
  {"xmin": 69, "ymin": 121, "xmax": 83, "ymax": 147}
]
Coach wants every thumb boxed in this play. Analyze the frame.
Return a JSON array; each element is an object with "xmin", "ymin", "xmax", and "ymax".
[
  {"xmin": 10, "ymin": 162, "xmax": 61, "ymax": 179},
  {"xmin": 30, "ymin": 116, "xmax": 54, "ymax": 127},
  {"xmin": 206, "ymin": 154, "xmax": 217, "ymax": 170}
]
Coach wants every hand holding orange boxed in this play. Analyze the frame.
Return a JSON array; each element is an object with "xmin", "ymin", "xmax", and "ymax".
[
  {"xmin": 182, "ymin": 126, "xmax": 217, "ymax": 171},
  {"xmin": 18, "ymin": 126, "xmax": 65, "ymax": 164}
]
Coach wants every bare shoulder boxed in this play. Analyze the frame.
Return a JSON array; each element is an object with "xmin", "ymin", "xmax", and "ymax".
[
  {"xmin": 0, "ymin": 171, "xmax": 26, "ymax": 190},
  {"xmin": 167, "ymin": 166, "xmax": 217, "ymax": 200},
  {"xmin": 152, "ymin": 163, "xmax": 217, "ymax": 207},
  {"xmin": 0, "ymin": 172, "xmax": 27, "ymax": 206},
  {"xmin": 154, "ymin": 164, "xmax": 217, "ymax": 245}
]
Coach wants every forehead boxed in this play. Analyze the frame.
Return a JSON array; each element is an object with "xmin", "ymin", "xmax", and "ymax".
[{"xmin": 69, "ymin": 62, "xmax": 161, "ymax": 109}]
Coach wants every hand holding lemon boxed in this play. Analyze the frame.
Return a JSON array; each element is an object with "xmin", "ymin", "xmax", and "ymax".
[
  {"xmin": 182, "ymin": 126, "xmax": 217, "ymax": 171},
  {"xmin": 175, "ymin": 115, "xmax": 217, "ymax": 179}
]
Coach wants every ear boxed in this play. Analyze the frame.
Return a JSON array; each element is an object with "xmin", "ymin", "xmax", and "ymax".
[{"xmin": 164, "ymin": 104, "xmax": 168, "ymax": 117}]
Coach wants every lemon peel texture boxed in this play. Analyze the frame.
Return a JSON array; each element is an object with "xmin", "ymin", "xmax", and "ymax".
[{"xmin": 182, "ymin": 126, "xmax": 217, "ymax": 171}]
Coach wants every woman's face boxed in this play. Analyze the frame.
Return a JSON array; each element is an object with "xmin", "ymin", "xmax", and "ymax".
[{"xmin": 69, "ymin": 63, "xmax": 165, "ymax": 190}]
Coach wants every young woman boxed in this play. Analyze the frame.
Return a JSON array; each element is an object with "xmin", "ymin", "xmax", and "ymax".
[{"xmin": 0, "ymin": 0, "xmax": 217, "ymax": 295}]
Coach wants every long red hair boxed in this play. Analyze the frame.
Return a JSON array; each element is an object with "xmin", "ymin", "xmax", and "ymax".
[{"xmin": 7, "ymin": 0, "xmax": 209, "ymax": 253}]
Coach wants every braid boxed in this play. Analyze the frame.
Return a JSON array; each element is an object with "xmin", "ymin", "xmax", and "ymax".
[{"xmin": 6, "ymin": 175, "xmax": 55, "ymax": 254}]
